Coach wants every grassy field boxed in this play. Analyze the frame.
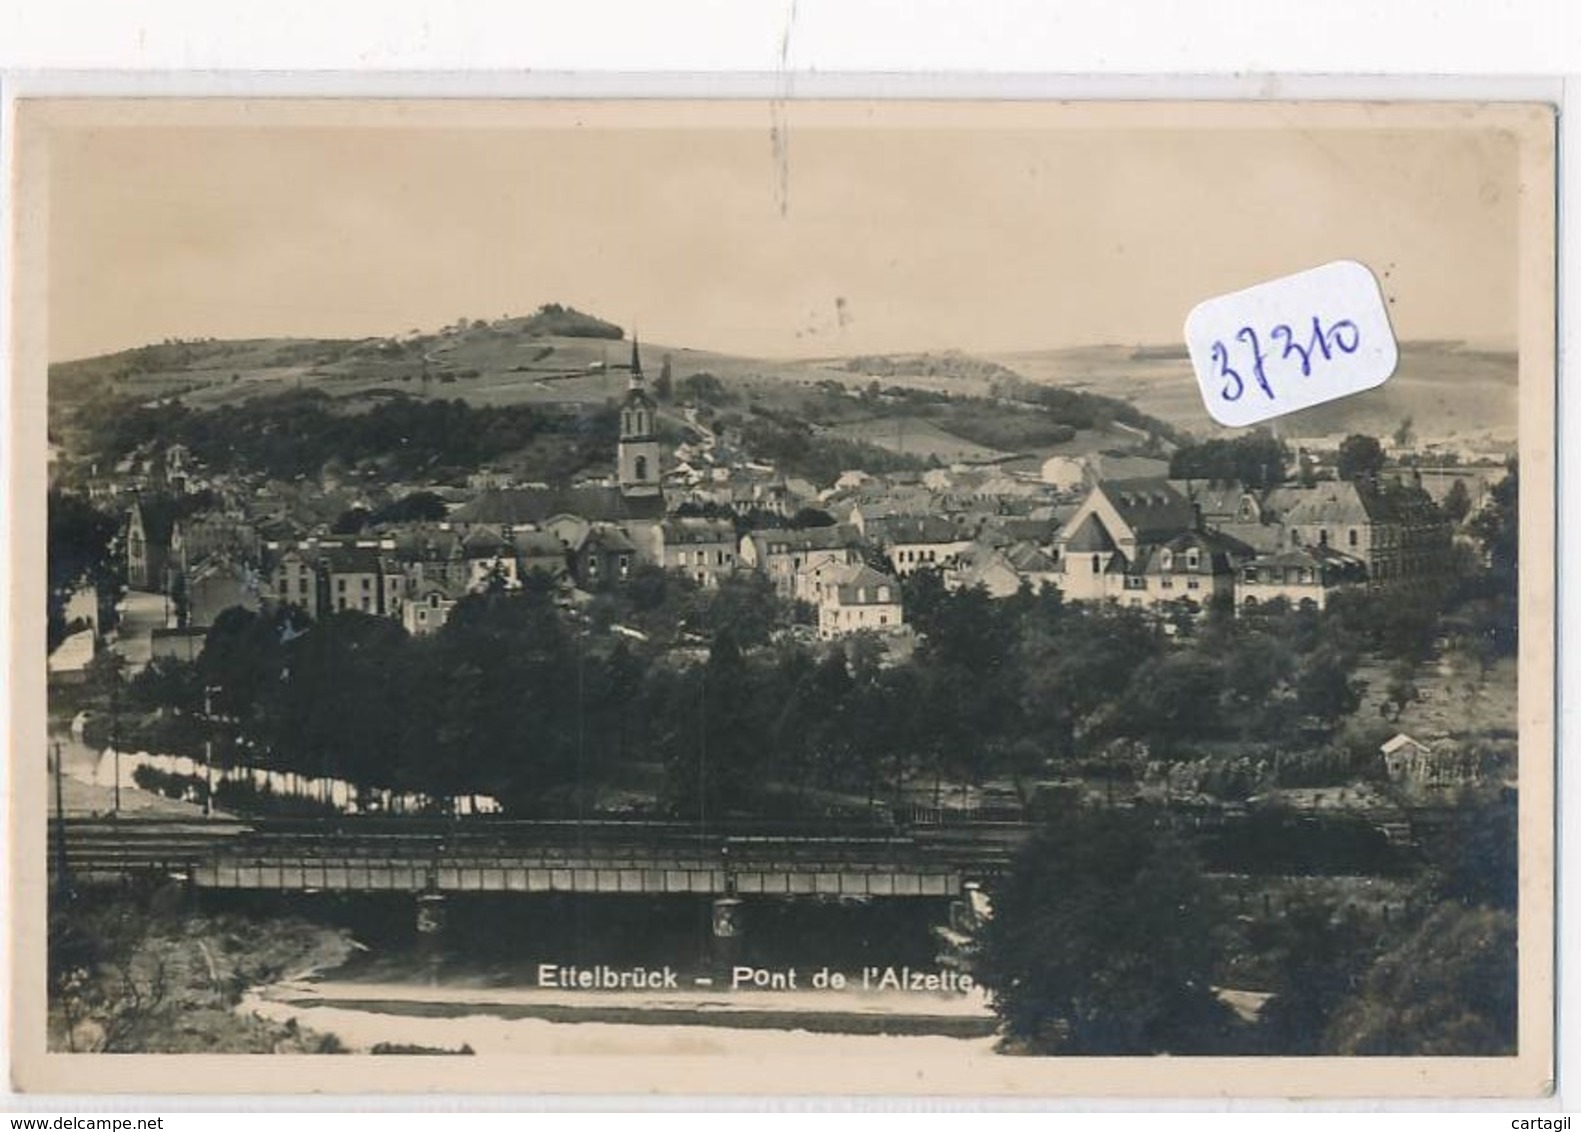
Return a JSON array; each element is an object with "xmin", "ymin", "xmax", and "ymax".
[
  {"xmin": 1354, "ymin": 653, "xmax": 1517, "ymax": 746},
  {"xmin": 987, "ymin": 341, "xmax": 1519, "ymax": 448},
  {"xmin": 54, "ymin": 321, "xmax": 1518, "ymax": 462},
  {"xmin": 820, "ymin": 416, "xmax": 1012, "ymax": 463}
]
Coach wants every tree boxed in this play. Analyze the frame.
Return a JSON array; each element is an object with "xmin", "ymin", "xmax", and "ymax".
[
  {"xmin": 1294, "ymin": 646, "xmax": 1364, "ymax": 726},
  {"xmin": 679, "ymin": 372, "xmax": 728, "ymax": 405},
  {"xmin": 48, "ymin": 490, "xmax": 121, "ymax": 650},
  {"xmin": 654, "ymin": 354, "xmax": 674, "ymax": 401},
  {"xmin": 330, "ymin": 506, "xmax": 369, "ymax": 535},
  {"xmin": 49, "ymin": 890, "xmax": 175, "ymax": 1053},
  {"xmin": 1336, "ymin": 434, "xmax": 1386, "ymax": 483},
  {"xmin": 976, "ymin": 806, "xmax": 1231, "ymax": 1054},
  {"xmin": 1442, "ymin": 478, "xmax": 1472, "ymax": 524},
  {"xmin": 372, "ymin": 491, "xmax": 449, "ymax": 525},
  {"xmin": 1392, "ymin": 416, "xmax": 1415, "ymax": 451},
  {"xmin": 1468, "ymin": 463, "xmax": 1518, "ymax": 584},
  {"xmin": 1017, "ymin": 604, "xmax": 1162, "ymax": 761},
  {"xmin": 1382, "ymin": 660, "xmax": 1420, "ymax": 721},
  {"xmin": 1112, "ymin": 652, "xmax": 1225, "ymax": 755},
  {"xmin": 1325, "ymin": 903, "xmax": 1516, "ymax": 1056},
  {"xmin": 1167, "ymin": 433, "xmax": 1289, "ymax": 489},
  {"xmin": 1247, "ymin": 899, "xmax": 1375, "ymax": 1054},
  {"xmin": 790, "ymin": 507, "xmax": 836, "ymax": 528}
]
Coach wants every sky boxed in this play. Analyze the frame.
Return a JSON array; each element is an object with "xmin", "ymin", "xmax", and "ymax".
[{"xmin": 38, "ymin": 102, "xmax": 1526, "ymax": 362}]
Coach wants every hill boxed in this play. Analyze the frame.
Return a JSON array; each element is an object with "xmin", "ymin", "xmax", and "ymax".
[
  {"xmin": 986, "ymin": 341, "xmax": 1519, "ymax": 449},
  {"xmin": 49, "ymin": 316, "xmax": 1189, "ymax": 486}
]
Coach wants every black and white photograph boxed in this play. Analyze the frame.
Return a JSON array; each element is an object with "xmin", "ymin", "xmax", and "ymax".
[{"xmin": 12, "ymin": 98, "xmax": 1556, "ymax": 1097}]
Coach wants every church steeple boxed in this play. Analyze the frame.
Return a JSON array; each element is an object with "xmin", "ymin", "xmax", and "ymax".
[{"xmin": 618, "ymin": 333, "xmax": 661, "ymax": 498}]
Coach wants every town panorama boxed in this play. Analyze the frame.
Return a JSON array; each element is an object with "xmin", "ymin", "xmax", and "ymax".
[{"xmin": 44, "ymin": 308, "xmax": 1519, "ymax": 1061}]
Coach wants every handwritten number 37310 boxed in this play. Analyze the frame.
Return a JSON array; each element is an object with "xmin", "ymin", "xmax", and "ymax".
[{"xmin": 1214, "ymin": 316, "xmax": 1361, "ymax": 402}]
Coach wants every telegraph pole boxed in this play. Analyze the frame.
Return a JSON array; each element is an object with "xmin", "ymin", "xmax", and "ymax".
[
  {"xmin": 110, "ymin": 673, "xmax": 121, "ymax": 817},
  {"xmin": 203, "ymin": 685, "xmax": 215, "ymax": 818},
  {"xmin": 53, "ymin": 741, "xmax": 70, "ymax": 893}
]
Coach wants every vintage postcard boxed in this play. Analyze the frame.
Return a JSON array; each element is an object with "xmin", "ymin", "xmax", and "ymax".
[{"xmin": 9, "ymin": 98, "xmax": 1556, "ymax": 1098}]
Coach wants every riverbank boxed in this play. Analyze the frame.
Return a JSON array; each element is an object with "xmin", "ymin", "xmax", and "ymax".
[
  {"xmin": 244, "ymin": 979, "xmax": 999, "ymax": 1057},
  {"xmin": 49, "ymin": 890, "xmax": 356, "ymax": 1053}
]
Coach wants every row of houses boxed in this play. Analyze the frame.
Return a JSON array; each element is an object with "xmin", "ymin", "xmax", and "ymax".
[
  {"xmin": 115, "ymin": 350, "xmax": 1454, "ymax": 648},
  {"xmin": 1053, "ymin": 474, "xmax": 1452, "ymax": 613},
  {"xmin": 125, "ymin": 467, "xmax": 1453, "ymax": 655}
]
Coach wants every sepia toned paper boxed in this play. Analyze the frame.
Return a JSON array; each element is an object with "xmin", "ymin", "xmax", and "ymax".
[{"xmin": 9, "ymin": 97, "xmax": 1557, "ymax": 1098}]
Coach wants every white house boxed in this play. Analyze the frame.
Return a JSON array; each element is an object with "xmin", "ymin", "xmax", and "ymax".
[{"xmin": 817, "ymin": 564, "xmax": 905, "ymax": 640}]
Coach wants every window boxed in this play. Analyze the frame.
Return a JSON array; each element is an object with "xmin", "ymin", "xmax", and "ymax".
[
  {"xmin": 878, "ymin": 586, "xmax": 891, "ymax": 602},
  {"xmin": 1244, "ymin": 595, "xmax": 1258, "ymax": 608},
  {"xmin": 1186, "ymin": 549, "xmax": 1200, "ymax": 571},
  {"xmin": 337, "ymin": 578, "xmax": 347, "ymax": 592},
  {"xmin": 1091, "ymin": 554, "xmax": 1101, "ymax": 574},
  {"xmin": 1348, "ymin": 528, "xmax": 1359, "ymax": 548},
  {"xmin": 429, "ymin": 593, "xmax": 441, "ymax": 609},
  {"xmin": 362, "ymin": 577, "xmax": 371, "ymax": 590},
  {"xmin": 678, "ymin": 551, "xmax": 688, "ymax": 567},
  {"xmin": 1161, "ymin": 577, "xmax": 1174, "ymax": 589},
  {"xmin": 418, "ymin": 610, "xmax": 428, "ymax": 624},
  {"xmin": 1160, "ymin": 550, "xmax": 1173, "ymax": 572},
  {"xmin": 634, "ymin": 455, "xmax": 649, "ymax": 482},
  {"xmin": 1187, "ymin": 578, "xmax": 1200, "ymax": 590},
  {"xmin": 1244, "ymin": 567, "xmax": 1258, "ymax": 583},
  {"xmin": 1319, "ymin": 529, "xmax": 1329, "ymax": 547}
]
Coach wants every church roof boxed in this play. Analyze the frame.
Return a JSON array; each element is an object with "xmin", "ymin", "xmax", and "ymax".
[
  {"xmin": 623, "ymin": 337, "xmax": 657, "ymax": 411},
  {"xmin": 449, "ymin": 486, "xmax": 664, "ymax": 526},
  {"xmin": 1095, "ymin": 477, "xmax": 1195, "ymax": 539},
  {"xmin": 1062, "ymin": 512, "xmax": 1117, "ymax": 553}
]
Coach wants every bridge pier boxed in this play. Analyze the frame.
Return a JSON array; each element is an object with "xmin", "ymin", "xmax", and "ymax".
[
  {"xmin": 415, "ymin": 885, "xmax": 447, "ymax": 967},
  {"xmin": 710, "ymin": 896, "xmax": 743, "ymax": 967}
]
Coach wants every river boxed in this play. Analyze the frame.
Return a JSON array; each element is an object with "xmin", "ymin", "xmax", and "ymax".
[{"xmin": 219, "ymin": 890, "xmax": 1001, "ymax": 1058}]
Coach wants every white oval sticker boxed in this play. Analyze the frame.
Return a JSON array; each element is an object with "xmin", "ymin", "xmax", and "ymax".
[{"xmin": 1183, "ymin": 260, "xmax": 1399, "ymax": 429}]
